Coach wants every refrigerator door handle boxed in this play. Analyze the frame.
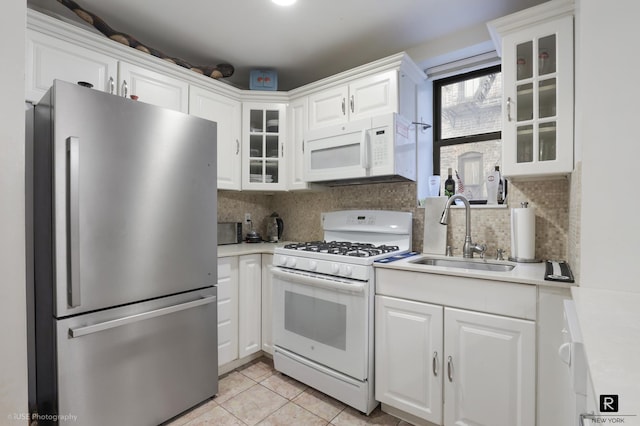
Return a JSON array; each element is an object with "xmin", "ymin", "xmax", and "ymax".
[
  {"xmin": 67, "ymin": 136, "xmax": 81, "ymax": 308},
  {"xmin": 69, "ymin": 295, "xmax": 217, "ymax": 338}
]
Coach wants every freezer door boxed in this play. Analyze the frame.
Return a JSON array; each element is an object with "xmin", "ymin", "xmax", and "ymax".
[
  {"xmin": 50, "ymin": 289, "xmax": 218, "ymax": 426},
  {"xmin": 38, "ymin": 81, "xmax": 218, "ymax": 317}
]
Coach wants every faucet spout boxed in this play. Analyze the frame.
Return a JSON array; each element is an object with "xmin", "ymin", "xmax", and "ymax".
[{"xmin": 440, "ymin": 194, "xmax": 486, "ymax": 258}]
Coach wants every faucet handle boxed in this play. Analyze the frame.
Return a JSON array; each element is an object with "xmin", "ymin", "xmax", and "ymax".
[
  {"xmin": 446, "ymin": 246, "xmax": 456, "ymax": 257},
  {"xmin": 475, "ymin": 243, "xmax": 487, "ymax": 259},
  {"xmin": 496, "ymin": 248, "xmax": 505, "ymax": 261}
]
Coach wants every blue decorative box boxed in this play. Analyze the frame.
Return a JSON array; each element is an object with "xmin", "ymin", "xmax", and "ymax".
[{"xmin": 249, "ymin": 70, "xmax": 278, "ymax": 91}]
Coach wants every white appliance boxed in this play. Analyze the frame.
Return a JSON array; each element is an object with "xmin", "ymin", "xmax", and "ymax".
[
  {"xmin": 272, "ymin": 210, "xmax": 412, "ymax": 415},
  {"xmin": 303, "ymin": 113, "xmax": 416, "ymax": 185},
  {"xmin": 559, "ymin": 300, "xmax": 589, "ymax": 426}
]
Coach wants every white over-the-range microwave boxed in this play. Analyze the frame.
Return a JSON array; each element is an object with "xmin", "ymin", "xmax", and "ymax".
[{"xmin": 303, "ymin": 113, "xmax": 416, "ymax": 185}]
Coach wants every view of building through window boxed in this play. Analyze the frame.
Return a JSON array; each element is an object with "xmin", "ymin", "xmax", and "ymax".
[{"xmin": 434, "ymin": 66, "xmax": 502, "ymax": 200}]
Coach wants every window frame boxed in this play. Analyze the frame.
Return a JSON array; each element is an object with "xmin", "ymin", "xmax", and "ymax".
[{"xmin": 432, "ymin": 64, "xmax": 502, "ymax": 175}]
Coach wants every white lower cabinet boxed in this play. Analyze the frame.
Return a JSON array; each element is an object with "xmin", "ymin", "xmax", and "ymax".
[
  {"xmin": 261, "ymin": 254, "xmax": 274, "ymax": 354},
  {"xmin": 375, "ymin": 295, "xmax": 535, "ymax": 426},
  {"xmin": 238, "ymin": 254, "xmax": 262, "ymax": 358},
  {"xmin": 375, "ymin": 296, "xmax": 443, "ymax": 424},
  {"xmin": 217, "ymin": 257, "xmax": 239, "ymax": 366}
]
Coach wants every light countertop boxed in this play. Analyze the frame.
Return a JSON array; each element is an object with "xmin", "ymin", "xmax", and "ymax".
[
  {"xmin": 373, "ymin": 253, "xmax": 573, "ymax": 289},
  {"xmin": 217, "ymin": 241, "xmax": 291, "ymax": 257},
  {"xmin": 571, "ymin": 287, "xmax": 640, "ymax": 418}
]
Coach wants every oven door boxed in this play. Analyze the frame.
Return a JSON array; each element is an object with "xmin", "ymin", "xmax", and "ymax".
[
  {"xmin": 303, "ymin": 117, "xmax": 372, "ymax": 182},
  {"xmin": 272, "ymin": 266, "xmax": 369, "ymax": 380}
]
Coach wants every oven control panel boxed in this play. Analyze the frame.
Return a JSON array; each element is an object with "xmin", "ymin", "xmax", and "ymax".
[{"xmin": 274, "ymin": 254, "xmax": 372, "ymax": 281}]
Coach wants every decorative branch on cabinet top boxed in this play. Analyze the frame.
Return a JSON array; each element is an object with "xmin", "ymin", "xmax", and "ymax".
[{"xmin": 57, "ymin": 0, "xmax": 234, "ymax": 80}]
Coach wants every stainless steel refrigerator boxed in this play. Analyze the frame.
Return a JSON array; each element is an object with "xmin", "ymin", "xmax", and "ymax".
[{"xmin": 30, "ymin": 80, "xmax": 218, "ymax": 425}]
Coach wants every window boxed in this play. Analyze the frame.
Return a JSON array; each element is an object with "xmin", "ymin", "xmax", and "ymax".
[{"xmin": 433, "ymin": 65, "xmax": 502, "ymax": 200}]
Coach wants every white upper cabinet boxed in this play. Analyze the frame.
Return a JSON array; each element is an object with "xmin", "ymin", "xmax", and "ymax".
[
  {"xmin": 26, "ymin": 29, "xmax": 118, "ymax": 102},
  {"xmin": 308, "ymin": 70, "xmax": 398, "ymax": 130},
  {"xmin": 242, "ymin": 102, "xmax": 287, "ymax": 191},
  {"xmin": 488, "ymin": 2, "xmax": 574, "ymax": 179},
  {"xmin": 287, "ymin": 96, "xmax": 314, "ymax": 191},
  {"xmin": 118, "ymin": 61, "xmax": 189, "ymax": 113},
  {"xmin": 190, "ymin": 86, "xmax": 242, "ymax": 190}
]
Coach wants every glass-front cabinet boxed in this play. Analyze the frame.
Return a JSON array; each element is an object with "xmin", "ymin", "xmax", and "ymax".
[
  {"xmin": 242, "ymin": 102, "xmax": 287, "ymax": 190},
  {"xmin": 499, "ymin": 13, "xmax": 573, "ymax": 178}
]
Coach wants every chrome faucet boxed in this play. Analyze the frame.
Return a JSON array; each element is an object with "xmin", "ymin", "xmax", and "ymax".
[{"xmin": 439, "ymin": 194, "xmax": 487, "ymax": 259}]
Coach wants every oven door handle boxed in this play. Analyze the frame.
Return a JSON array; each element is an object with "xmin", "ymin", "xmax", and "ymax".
[{"xmin": 272, "ymin": 267, "xmax": 366, "ymax": 294}]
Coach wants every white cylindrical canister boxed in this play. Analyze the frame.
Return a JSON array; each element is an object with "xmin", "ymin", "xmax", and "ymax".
[{"xmin": 510, "ymin": 202, "xmax": 536, "ymax": 261}]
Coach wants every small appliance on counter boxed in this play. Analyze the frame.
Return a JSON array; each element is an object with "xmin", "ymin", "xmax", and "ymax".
[
  {"xmin": 266, "ymin": 212, "xmax": 284, "ymax": 242},
  {"xmin": 217, "ymin": 222, "xmax": 242, "ymax": 245},
  {"xmin": 245, "ymin": 220, "xmax": 263, "ymax": 243}
]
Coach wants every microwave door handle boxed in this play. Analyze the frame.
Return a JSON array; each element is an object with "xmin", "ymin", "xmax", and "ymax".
[{"xmin": 360, "ymin": 129, "xmax": 370, "ymax": 170}]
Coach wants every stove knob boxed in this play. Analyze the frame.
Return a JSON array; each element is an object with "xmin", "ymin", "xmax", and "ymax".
[
  {"xmin": 287, "ymin": 258, "xmax": 297, "ymax": 268},
  {"xmin": 331, "ymin": 263, "xmax": 340, "ymax": 274},
  {"xmin": 342, "ymin": 265, "xmax": 353, "ymax": 276},
  {"xmin": 309, "ymin": 260, "xmax": 318, "ymax": 271},
  {"xmin": 277, "ymin": 256, "xmax": 288, "ymax": 266}
]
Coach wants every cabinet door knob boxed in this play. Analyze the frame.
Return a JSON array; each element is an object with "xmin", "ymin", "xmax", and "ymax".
[
  {"xmin": 447, "ymin": 356, "xmax": 454, "ymax": 382},
  {"xmin": 350, "ymin": 95, "xmax": 354, "ymax": 113},
  {"xmin": 235, "ymin": 139, "xmax": 240, "ymax": 155},
  {"xmin": 341, "ymin": 98, "xmax": 346, "ymax": 115},
  {"xmin": 121, "ymin": 80, "xmax": 128, "ymax": 98},
  {"xmin": 507, "ymin": 97, "xmax": 513, "ymax": 122},
  {"xmin": 108, "ymin": 77, "xmax": 115, "ymax": 94}
]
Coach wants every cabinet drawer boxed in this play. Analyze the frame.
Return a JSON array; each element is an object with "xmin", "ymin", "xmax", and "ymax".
[{"xmin": 375, "ymin": 268, "xmax": 536, "ymax": 320}]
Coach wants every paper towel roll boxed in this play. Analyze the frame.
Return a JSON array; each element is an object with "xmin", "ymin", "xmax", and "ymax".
[{"xmin": 510, "ymin": 205, "xmax": 536, "ymax": 261}]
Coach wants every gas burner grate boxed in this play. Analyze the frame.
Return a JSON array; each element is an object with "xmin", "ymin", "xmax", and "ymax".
[{"xmin": 283, "ymin": 241, "xmax": 400, "ymax": 257}]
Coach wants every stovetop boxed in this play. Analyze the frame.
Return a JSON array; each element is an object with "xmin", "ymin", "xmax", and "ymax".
[{"xmin": 283, "ymin": 241, "xmax": 401, "ymax": 258}]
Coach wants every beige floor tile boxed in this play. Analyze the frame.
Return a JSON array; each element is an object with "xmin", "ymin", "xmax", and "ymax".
[
  {"xmin": 238, "ymin": 359, "xmax": 276, "ymax": 382},
  {"xmin": 258, "ymin": 402, "xmax": 329, "ymax": 426},
  {"xmin": 330, "ymin": 406, "xmax": 400, "ymax": 426},
  {"xmin": 166, "ymin": 399, "xmax": 218, "ymax": 425},
  {"xmin": 220, "ymin": 384, "xmax": 288, "ymax": 426},
  {"xmin": 215, "ymin": 371, "xmax": 257, "ymax": 404},
  {"xmin": 260, "ymin": 372, "xmax": 308, "ymax": 400},
  {"xmin": 292, "ymin": 388, "xmax": 346, "ymax": 422},
  {"xmin": 184, "ymin": 405, "xmax": 246, "ymax": 426}
]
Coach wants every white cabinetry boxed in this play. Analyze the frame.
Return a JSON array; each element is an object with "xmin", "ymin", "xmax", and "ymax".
[
  {"xmin": 287, "ymin": 96, "xmax": 310, "ymax": 191},
  {"xmin": 242, "ymin": 103, "xmax": 287, "ymax": 190},
  {"xmin": 443, "ymin": 308, "xmax": 535, "ymax": 426},
  {"xmin": 217, "ymin": 257, "xmax": 239, "ymax": 366},
  {"xmin": 26, "ymin": 29, "xmax": 189, "ymax": 113},
  {"xmin": 488, "ymin": 2, "xmax": 574, "ymax": 178},
  {"xmin": 26, "ymin": 29, "xmax": 118, "ymax": 102},
  {"xmin": 375, "ymin": 296, "xmax": 443, "ymax": 424},
  {"xmin": 190, "ymin": 86, "xmax": 242, "ymax": 190},
  {"xmin": 118, "ymin": 61, "xmax": 189, "ymax": 112},
  {"xmin": 375, "ymin": 269, "xmax": 536, "ymax": 426},
  {"xmin": 238, "ymin": 254, "xmax": 262, "ymax": 358},
  {"xmin": 261, "ymin": 254, "xmax": 274, "ymax": 354},
  {"xmin": 308, "ymin": 70, "xmax": 398, "ymax": 130}
]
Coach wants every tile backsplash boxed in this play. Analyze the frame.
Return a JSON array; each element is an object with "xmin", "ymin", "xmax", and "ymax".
[{"xmin": 218, "ymin": 177, "xmax": 570, "ymax": 261}]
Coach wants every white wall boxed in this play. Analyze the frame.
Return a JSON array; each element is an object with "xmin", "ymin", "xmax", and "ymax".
[
  {"xmin": 577, "ymin": 0, "xmax": 640, "ymax": 292},
  {"xmin": 0, "ymin": 0, "xmax": 28, "ymax": 423}
]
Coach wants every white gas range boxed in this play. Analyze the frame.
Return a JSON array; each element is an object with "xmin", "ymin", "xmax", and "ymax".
[{"xmin": 272, "ymin": 210, "xmax": 412, "ymax": 415}]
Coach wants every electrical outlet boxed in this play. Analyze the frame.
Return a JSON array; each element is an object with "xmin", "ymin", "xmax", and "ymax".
[{"xmin": 244, "ymin": 213, "xmax": 251, "ymax": 223}]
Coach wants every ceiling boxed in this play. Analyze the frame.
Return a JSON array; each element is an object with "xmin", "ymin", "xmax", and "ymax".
[{"xmin": 28, "ymin": 0, "xmax": 547, "ymax": 91}]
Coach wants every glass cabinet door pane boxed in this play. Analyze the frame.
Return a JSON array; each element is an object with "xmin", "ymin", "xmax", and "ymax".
[
  {"xmin": 517, "ymin": 125, "xmax": 534, "ymax": 163},
  {"xmin": 517, "ymin": 83, "xmax": 533, "ymax": 122},
  {"xmin": 250, "ymin": 134, "xmax": 263, "ymax": 157},
  {"xmin": 538, "ymin": 35, "xmax": 556, "ymax": 76},
  {"xmin": 250, "ymin": 110, "xmax": 263, "ymax": 132},
  {"xmin": 266, "ymin": 135, "xmax": 279, "ymax": 158},
  {"xmin": 266, "ymin": 110, "xmax": 279, "ymax": 133},
  {"xmin": 516, "ymin": 41, "xmax": 533, "ymax": 81},
  {"xmin": 265, "ymin": 160, "xmax": 279, "ymax": 183},
  {"xmin": 539, "ymin": 78, "xmax": 556, "ymax": 118},
  {"xmin": 539, "ymin": 122, "xmax": 557, "ymax": 161},
  {"xmin": 250, "ymin": 160, "xmax": 263, "ymax": 182}
]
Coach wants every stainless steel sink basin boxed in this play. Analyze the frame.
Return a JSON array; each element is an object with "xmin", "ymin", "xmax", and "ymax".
[{"xmin": 410, "ymin": 257, "xmax": 515, "ymax": 272}]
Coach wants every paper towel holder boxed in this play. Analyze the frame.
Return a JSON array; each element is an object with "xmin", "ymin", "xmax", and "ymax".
[{"xmin": 508, "ymin": 201, "xmax": 542, "ymax": 263}]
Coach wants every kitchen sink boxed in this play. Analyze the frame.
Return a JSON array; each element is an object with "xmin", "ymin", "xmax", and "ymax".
[{"xmin": 410, "ymin": 256, "xmax": 516, "ymax": 272}]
